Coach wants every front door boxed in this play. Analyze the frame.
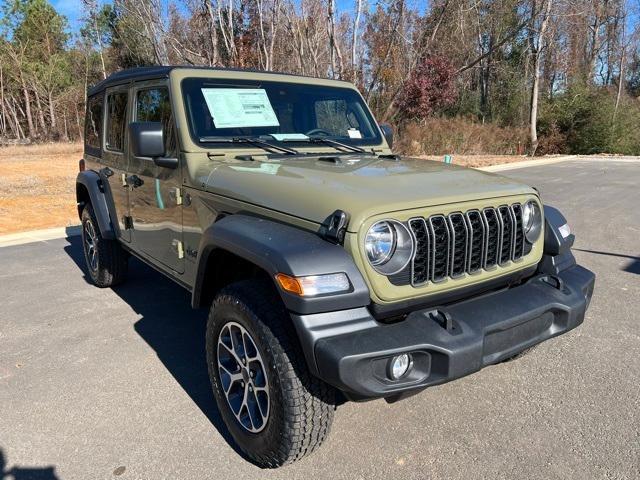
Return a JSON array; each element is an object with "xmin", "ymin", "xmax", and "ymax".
[
  {"xmin": 128, "ymin": 82, "xmax": 184, "ymax": 273},
  {"xmin": 101, "ymin": 87, "xmax": 131, "ymax": 242}
]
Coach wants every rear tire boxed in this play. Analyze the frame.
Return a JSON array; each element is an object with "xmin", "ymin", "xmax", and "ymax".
[
  {"xmin": 206, "ymin": 279, "xmax": 336, "ymax": 467},
  {"xmin": 81, "ymin": 204, "xmax": 128, "ymax": 287}
]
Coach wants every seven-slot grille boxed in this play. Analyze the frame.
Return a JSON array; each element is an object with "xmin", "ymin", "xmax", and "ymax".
[{"xmin": 402, "ymin": 203, "xmax": 527, "ymax": 287}]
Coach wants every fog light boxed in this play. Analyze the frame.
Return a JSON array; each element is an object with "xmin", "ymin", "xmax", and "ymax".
[{"xmin": 389, "ymin": 354, "xmax": 412, "ymax": 380}]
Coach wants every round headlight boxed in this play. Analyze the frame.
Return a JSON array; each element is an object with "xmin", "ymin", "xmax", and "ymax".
[
  {"xmin": 522, "ymin": 200, "xmax": 542, "ymax": 242},
  {"xmin": 365, "ymin": 220, "xmax": 414, "ymax": 275},
  {"xmin": 365, "ymin": 221, "xmax": 396, "ymax": 266}
]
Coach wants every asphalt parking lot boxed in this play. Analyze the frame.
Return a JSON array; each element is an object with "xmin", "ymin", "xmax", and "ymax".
[{"xmin": 1, "ymin": 158, "xmax": 638, "ymax": 480}]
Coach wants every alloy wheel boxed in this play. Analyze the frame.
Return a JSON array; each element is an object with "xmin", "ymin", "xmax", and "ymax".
[{"xmin": 217, "ymin": 321, "xmax": 270, "ymax": 433}]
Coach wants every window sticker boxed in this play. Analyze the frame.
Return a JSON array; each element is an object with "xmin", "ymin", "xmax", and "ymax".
[
  {"xmin": 347, "ymin": 128, "xmax": 362, "ymax": 139},
  {"xmin": 201, "ymin": 88, "xmax": 280, "ymax": 129}
]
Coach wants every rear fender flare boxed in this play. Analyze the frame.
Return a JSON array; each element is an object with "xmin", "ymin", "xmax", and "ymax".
[{"xmin": 76, "ymin": 170, "xmax": 115, "ymax": 240}]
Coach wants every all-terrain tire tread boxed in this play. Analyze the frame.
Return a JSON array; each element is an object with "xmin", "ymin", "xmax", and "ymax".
[{"xmin": 207, "ymin": 280, "xmax": 335, "ymax": 467}]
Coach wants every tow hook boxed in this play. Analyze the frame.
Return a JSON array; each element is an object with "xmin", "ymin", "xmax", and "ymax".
[
  {"xmin": 425, "ymin": 309, "xmax": 457, "ymax": 332},
  {"xmin": 539, "ymin": 274, "xmax": 570, "ymax": 294}
]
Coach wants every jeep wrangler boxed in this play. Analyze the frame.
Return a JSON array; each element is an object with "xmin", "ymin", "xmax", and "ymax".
[{"xmin": 76, "ymin": 66, "xmax": 595, "ymax": 467}]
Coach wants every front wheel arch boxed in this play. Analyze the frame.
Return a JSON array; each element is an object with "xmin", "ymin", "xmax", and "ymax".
[{"xmin": 194, "ymin": 248, "xmax": 273, "ymax": 309}]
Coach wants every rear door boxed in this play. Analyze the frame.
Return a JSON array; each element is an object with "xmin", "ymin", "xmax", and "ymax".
[
  {"xmin": 127, "ymin": 81, "xmax": 184, "ymax": 273},
  {"xmin": 101, "ymin": 86, "xmax": 131, "ymax": 242}
]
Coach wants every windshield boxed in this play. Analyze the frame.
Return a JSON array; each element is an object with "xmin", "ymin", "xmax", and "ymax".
[{"xmin": 181, "ymin": 77, "xmax": 382, "ymax": 148}]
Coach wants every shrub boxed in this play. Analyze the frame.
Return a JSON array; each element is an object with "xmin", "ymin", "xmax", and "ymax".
[
  {"xmin": 396, "ymin": 56, "xmax": 458, "ymax": 122},
  {"xmin": 539, "ymin": 84, "xmax": 640, "ymax": 155},
  {"xmin": 395, "ymin": 117, "xmax": 528, "ymax": 156}
]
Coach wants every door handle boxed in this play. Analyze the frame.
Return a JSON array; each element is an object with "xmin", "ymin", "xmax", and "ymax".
[{"xmin": 126, "ymin": 174, "xmax": 144, "ymax": 188}]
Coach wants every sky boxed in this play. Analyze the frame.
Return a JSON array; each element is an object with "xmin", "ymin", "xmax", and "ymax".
[{"xmin": 47, "ymin": 0, "xmax": 427, "ymax": 35}]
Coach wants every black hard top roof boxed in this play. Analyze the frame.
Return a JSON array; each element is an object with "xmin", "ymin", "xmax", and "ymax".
[
  {"xmin": 87, "ymin": 65, "xmax": 341, "ymax": 97},
  {"xmin": 87, "ymin": 66, "xmax": 172, "ymax": 96}
]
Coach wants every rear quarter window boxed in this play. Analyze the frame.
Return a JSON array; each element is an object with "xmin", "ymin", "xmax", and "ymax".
[
  {"xmin": 105, "ymin": 91, "xmax": 128, "ymax": 152},
  {"xmin": 85, "ymin": 95, "xmax": 103, "ymax": 154}
]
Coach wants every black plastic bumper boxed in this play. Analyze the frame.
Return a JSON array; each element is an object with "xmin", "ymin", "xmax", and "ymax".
[{"xmin": 290, "ymin": 264, "xmax": 595, "ymax": 400}]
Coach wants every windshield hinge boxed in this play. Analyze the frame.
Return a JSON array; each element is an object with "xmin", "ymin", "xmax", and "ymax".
[{"xmin": 320, "ymin": 210, "xmax": 349, "ymax": 245}]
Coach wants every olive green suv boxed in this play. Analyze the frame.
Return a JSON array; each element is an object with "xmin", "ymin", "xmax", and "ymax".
[{"xmin": 77, "ymin": 66, "xmax": 595, "ymax": 467}]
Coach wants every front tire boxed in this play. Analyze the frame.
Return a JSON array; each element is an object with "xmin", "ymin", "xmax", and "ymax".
[
  {"xmin": 206, "ymin": 280, "xmax": 336, "ymax": 467},
  {"xmin": 81, "ymin": 204, "xmax": 128, "ymax": 287}
]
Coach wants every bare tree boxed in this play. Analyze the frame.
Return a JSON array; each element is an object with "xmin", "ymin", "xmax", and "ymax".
[
  {"xmin": 204, "ymin": 0, "xmax": 221, "ymax": 66},
  {"xmin": 218, "ymin": 0, "xmax": 238, "ymax": 64},
  {"xmin": 327, "ymin": 0, "xmax": 344, "ymax": 78},
  {"xmin": 613, "ymin": 1, "xmax": 628, "ymax": 121},
  {"xmin": 82, "ymin": 0, "xmax": 107, "ymax": 79},
  {"xmin": 529, "ymin": 0, "xmax": 554, "ymax": 156},
  {"xmin": 351, "ymin": 0, "xmax": 362, "ymax": 82}
]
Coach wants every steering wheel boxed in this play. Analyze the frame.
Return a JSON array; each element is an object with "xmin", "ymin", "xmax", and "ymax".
[{"xmin": 305, "ymin": 128, "xmax": 333, "ymax": 137}]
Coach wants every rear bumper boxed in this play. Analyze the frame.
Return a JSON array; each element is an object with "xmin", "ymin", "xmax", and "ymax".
[{"xmin": 291, "ymin": 264, "xmax": 595, "ymax": 400}]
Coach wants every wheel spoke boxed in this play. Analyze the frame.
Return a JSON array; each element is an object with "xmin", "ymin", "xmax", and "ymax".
[
  {"xmin": 218, "ymin": 337, "xmax": 243, "ymax": 367},
  {"xmin": 90, "ymin": 249, "xmax": 98, "ymax": 270},
  {"xmin": 242, "ymin": 388, "xmax": 254, "ymax": 430},
  {"xmin": 218, "ymin": 363, "xmax": 243, "ymax": 393}
]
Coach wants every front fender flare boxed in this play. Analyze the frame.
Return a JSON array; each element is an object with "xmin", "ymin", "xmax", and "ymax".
[
  {"xmin": 192, "ymin": 215, "xmax": 370, "ymax": 315},
  {"xmin": 76, "ymin": 171, "xmax": 115, "ymax": 240},
  {"xmin": 539, "ymin": 204, "xmax": 576, "ymax": 275}
]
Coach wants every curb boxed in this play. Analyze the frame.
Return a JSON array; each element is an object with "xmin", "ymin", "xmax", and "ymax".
[
  {"xmin": 0, "ymin": 225, "xmax": 81, "ymax": 248},
  {"xmin": 477, "ymin": 155, "xmax": 577, "ymax": 172}
]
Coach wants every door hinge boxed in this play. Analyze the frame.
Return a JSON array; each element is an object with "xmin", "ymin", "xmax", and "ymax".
[
  {"xmin": 175, "ymin": 188, "xmax": 183, "ymax": 206},
  {"xmin": 177, "ymin": 240, "xmax": 184, "ymax": 259}
]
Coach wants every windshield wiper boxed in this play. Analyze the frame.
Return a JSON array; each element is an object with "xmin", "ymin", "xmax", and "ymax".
[
  {"xmin": 199, "ymin": 136, "xmax": 300, "ymax": 155},
  {"xmin": 308, "ymin": 136, "xmax": 366, "ymax": 154}
]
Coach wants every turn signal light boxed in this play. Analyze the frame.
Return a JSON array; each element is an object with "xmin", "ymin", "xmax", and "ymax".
[
  {"xmin": 275, "ymin": 273, "xmax": 304, "ymax": 295},
  {"xmin": 275, "ymin": 273, "xmax": 350, "ymax": 297}
]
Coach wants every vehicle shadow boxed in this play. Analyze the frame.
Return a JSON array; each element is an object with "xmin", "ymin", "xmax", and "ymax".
[
  {"xmin": 573, "ymin": 248, "xmax": 640, "ymax": 275},
  {"xmin": 0, "ymin": 448, "xmax": 59, "ymax": 479},
  {"xmin": 62, "ymin": 235, "xmax": 248, "ymax": 461}
]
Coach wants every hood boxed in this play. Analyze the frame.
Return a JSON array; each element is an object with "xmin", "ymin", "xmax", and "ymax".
[{"xmin": 202, "ymin": 154, "xmax": 536, "ymax": 231}]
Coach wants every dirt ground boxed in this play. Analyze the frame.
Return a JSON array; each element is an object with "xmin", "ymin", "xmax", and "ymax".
[
  {"xmin": 0, "ymin": 143, "xmax": 563, "ymax": 235},
  {"xmin": 0, "ymin": 143, "xmax": 82, "ymax": 235}
]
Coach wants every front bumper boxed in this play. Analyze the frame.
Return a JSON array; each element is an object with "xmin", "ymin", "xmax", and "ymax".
[{"xmin": 291, "ymin": 264, "xmax": 595, "ymax": 400}]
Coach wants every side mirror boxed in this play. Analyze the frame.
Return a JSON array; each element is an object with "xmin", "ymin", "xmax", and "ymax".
[
  {"xmin": 129, "ymin": 121, "xmax": 165, "ymax": 159},
  {"xmin": 379, "ymin": 123, "xmax": 394, "ymax": 148}
]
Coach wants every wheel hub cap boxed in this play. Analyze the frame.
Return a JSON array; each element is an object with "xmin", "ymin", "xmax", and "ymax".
[{"xmin": 217, "ymin": 322, "xmax": 269, "ymax": 433}]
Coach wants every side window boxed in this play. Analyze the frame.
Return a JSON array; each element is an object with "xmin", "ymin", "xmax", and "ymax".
[
  {"xmin": 85, "ymin": 95, "xmax": 103, "ymax": 151},
  {"xmin": 136, "ymin": 88, "xmax": 176, "ymax": 157},
  {"xmin": 105, "ymin": 91, "xmax": 128, "ymax": 152}
]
